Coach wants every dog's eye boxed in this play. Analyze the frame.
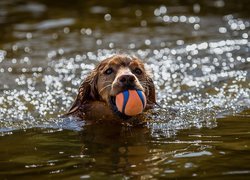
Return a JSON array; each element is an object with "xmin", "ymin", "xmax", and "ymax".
[
  {"xmin": 134, "ymin": 68, "xmax": 142, "ymax": 75},
  {"xmin": 104, "ymin": 68, "xmax": 113, "ymax": 75}
]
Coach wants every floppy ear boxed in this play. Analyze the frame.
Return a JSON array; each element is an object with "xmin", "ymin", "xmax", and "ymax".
[
  {"xmin": 65, "ymin": 70, "xmax": 99, "ymax": 116},
  {"xmin": 146, "ymin": 75, "xmax": 156, "ymax": 105}
]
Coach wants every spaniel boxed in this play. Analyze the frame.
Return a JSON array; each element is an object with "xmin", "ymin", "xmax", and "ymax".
[{"xmin": 65, "ymin": 55, "xmax": 156, "ymax": 123}]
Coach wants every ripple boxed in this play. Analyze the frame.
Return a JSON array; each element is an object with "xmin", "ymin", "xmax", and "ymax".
[
  {"xmin": 15, "ymin": 18, "xmax": 75, "ymax": 31},
  {"xmin": 0, "ymin": 2, "xmax": 249, "ymax": 136},
  {"xmin": 1, "ymin": 44, "xmax": 249, "ymax": 134},
  {"xmin": 174, "ymin": 151, "xmax": 212, "ymax": 158}
]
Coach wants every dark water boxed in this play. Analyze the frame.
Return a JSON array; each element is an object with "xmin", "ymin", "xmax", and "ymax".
[{"xmin": 0, "ymin": 0, "xmax": 250, "ymax": 179}]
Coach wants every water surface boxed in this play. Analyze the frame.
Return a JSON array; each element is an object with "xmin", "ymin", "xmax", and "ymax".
[{"xmin": 0, "ymin": 0, "xmax": 250, "ymax": 179}]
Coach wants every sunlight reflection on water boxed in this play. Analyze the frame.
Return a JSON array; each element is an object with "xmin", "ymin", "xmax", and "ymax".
[
  {"xmin": 0, "ymin": 37, "xmax": 249, "ymax": 135},
  {"xmin": 0, "ymin": 1, "xmax": 249, "ymax": 137},
  {"xmin": 0, "ymin": 1, "xmax": 250, "ymax": 179}
]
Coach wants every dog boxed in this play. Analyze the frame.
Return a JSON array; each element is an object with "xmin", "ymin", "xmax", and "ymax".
[{"xmin": 65, "ymin": 54, "xmax": 156, "ymax": 123}]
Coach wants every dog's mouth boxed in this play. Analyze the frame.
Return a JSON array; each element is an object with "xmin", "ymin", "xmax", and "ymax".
[{"xmin": 109, "ymin": 96, "xmax": 116, "ymax": 110}]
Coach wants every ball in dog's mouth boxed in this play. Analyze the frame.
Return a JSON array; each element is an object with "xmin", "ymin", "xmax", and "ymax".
[{"xmin": 114, "ymin": 90, "xmax": 146, "ymax": 116}]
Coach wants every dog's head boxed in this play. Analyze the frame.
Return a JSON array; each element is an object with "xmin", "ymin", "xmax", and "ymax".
[{"xmin": 66, "ymin": 55, "xmax": 156, "ymax": 118}]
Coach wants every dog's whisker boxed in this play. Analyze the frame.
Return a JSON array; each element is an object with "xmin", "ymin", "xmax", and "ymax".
[{"xmin": 99, "ymin": 84, "xmax": 112, "ymax": 94}]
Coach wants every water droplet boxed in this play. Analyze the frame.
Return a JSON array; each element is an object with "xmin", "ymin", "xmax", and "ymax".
[
  {"xmin": 230, "ymin": 23, "xmax": 237, "ymax": 30},
  {"xmin": 193, "ymin": 3, "xmax": 200, "ymax": 13},
  {"xmin": 129, "ymin": 43, "xmax": 135, "ymax": 49},
  {"xmin": 172, "ymin": 16, "xmax": 179, "ymax": 22},
  {"xmin": 176, "ymin": 40, "xmax": 184, "ymax": 45},
  {"xmin": 219, "ymin": 27, "xmax": 227, "ymax": 33},
  {"xmin": 242, "ymin": 33, "xmax": 248, "ymax": 39},
  {"xmin": 96, "ymin": 39, "xmax": 102, "ymax": 45},
  {"xmin": 104, "ymin": 14, "xmax": 111, "ymax": 21},
  {"xmin": 135, "ymin": 9, "xmax": 142, "ymax": 17},
  {"xmin": 145, "ymin": 39, "xmax": 151, "ymax": 46},
  {"xmin": 109, "ymin": 42, "xmax": 114, "ymax": 48},
  {"xmin": 163, "ymin": 15, "xmax": 170, "ymax": 22},
  {"xmin": 24, "ymin": 47, "xmax": 31, "ymax": 53},
  {"xmin": 85, "ymin": 28, "xmax": 92, "ymax": 35},
  {"xmin": 63, "ymin": 27, "xmax": 70, "ymax": 34},
  {"xmin": 26, "ymin": 32, "xmax": 32, "ymax": 39},
  {"xmin": 58, "ymin": 48, "xmax": 64, "ymax": 55},
  {"xmin": 140, "ymin": 20, "xmax": 147, "ymax": 27},
  {"xmin": 8, "ymin": 67, "xmax": 12, "ymax": 72},
  {"xmin": 12, "ymin": 45, "xmax": 18, "ymax": 51},
  {"xmin": 194, "ymin": 24, "xmax": 200, "ymax": 30},
  {"xmin": 188, "ymin": 17, "xmax": 196, "ymax": 24},
  {"xmin": 214, "ymin": 0, "xmax": 225, "ymax": 7},
  {"xmin": 12, "ymin": 58, "xmax": 17, "ymax": 64},
  {"xmin": 179, "ymin": 16, "xmax": 187, "ymax": 22}
]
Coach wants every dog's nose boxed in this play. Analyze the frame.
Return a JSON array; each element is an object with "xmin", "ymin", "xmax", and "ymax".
[{"xmin": 118, "ymin": 74, "xmax": 136, "ymax": 86}]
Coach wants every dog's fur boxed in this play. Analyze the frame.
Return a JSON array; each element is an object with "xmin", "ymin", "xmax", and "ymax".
[{"xmin": 65, "ymin": 55, "xmax": 156, "ymax": 122}]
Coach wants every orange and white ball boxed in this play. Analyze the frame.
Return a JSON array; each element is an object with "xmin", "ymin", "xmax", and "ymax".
[{"xmin": 115, "ymin": 90, "xmax": 146, "ymax": 116}]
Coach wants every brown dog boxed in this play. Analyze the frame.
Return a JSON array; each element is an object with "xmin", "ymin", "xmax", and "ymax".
[{"xmin": 65, "ymin": 54, "xmax": 156, "ymax": 122}]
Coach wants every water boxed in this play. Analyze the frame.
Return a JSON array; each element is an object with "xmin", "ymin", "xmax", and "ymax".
[{"xmin": 0, "ymin": 0, "xmax": 250, "ymax": 179}]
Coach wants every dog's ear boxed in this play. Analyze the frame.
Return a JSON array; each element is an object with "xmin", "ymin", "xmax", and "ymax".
[
  {"xmin": 65, "ymin": 70, "xmax": 99, "ymax": 116},
  {"xmin": 146, "ymin": 75, "xmax": 156, "ymax": 105}
]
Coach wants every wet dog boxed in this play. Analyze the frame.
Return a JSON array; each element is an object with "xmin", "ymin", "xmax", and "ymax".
[{"xmin": 65, "ymin": 55, "xmax": 156, "ymax": 122}]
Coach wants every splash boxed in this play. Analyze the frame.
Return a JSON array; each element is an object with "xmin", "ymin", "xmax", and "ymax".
[
  {"xmin": 0, "ymin": 39, "xmax": 249, "ymax": 135},
  {"xmin": 0, "ymin": 4, "xmax": 249, "ymax": 136}
]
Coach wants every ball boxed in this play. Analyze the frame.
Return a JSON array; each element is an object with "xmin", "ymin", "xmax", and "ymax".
[{"xmin": 115, "ymin": 90, "xmax": 146, "ymax": 116}]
